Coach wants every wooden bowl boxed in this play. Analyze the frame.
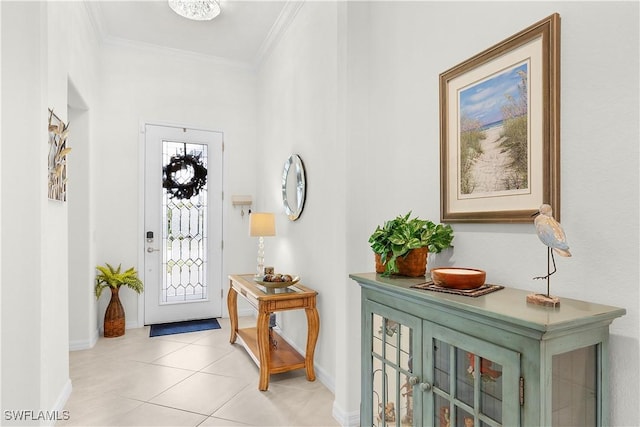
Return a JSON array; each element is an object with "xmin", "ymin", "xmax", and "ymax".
[
  {"xmin": 430, "ymin": 268, "xmax": 486, "ymax": 290},
  {"xmin": 254, "ymin": 275, "xmax": 300, "ymax": 289}
]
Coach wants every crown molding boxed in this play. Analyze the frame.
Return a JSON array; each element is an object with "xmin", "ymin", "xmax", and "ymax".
[
  {"xmin": 101, "ymin": 34, "xmax": 253, "ymax": 70},
  {"xmin": 83, "ymin": 0, "xmax": 106, "ymax": 41},
  {"xmin": 253, "ymin": 0, "xmax": 305, "ymax": 69}
]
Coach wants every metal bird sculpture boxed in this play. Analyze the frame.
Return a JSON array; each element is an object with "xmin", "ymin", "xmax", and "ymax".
[{"xmin": 532, "ymin": 204, "xmax": 571, "ymax": 301}]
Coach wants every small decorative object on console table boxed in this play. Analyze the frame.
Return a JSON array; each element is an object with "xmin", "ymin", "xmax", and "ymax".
[
  {"xmin": 529, "ymin": 203, "xmax": 571, "ymax": 306},
  {"xmin": 430, "ymin": 267, "xmax": 486, "ymax": 290},
  {"xmin": 351, "ymin": 272, "xmax": 625, "ymax": 426},
  {"xmin": 227, "ymin": 274, "xmax": 319, "ymax": 391}
]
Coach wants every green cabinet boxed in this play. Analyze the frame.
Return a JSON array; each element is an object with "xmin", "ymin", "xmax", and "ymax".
[{"xmin": 351, "ymin": 273, "xmax": 625, "ymax": 427}]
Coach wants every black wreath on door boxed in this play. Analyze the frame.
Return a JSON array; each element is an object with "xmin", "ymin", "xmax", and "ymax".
[{"xmin": 162, "ymin": 154, "xmax": 207, "ymax": 200}]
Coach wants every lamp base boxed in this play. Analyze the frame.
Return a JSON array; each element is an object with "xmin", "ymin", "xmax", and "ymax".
[{"xmin": 256, "ymin": 236, "xmax": 265, "ymax": 277}]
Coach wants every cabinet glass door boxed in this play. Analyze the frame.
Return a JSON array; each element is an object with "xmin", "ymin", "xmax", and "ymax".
[
  {"xmin": 426, "ymin": 324, "xmax": 521, "ymax": 427},
  {"xmin": 552, "ymin": 345, "xmax": 597, "ymax": 426},
  {"xmin": 365, "ymin": 301, "xmax": 422, "ymax": 427}
]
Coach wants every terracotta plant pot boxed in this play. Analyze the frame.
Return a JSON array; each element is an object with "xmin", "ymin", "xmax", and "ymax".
[
  {"xmin": 104, "ymin": 286, "xmax": 125, "ymax": 338},
  {"xmin": 375, "ymin": 247, "xmax": 428, "ymax": 277}
]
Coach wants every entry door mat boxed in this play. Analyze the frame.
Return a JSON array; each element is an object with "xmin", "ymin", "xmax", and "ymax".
[
  {"xmin": 149, "ymin": 318, "xmax": 221, "ymax": 337},
  {"xmin": 411, "ymin": 281, "xmax": 504, "ymax": 297}
]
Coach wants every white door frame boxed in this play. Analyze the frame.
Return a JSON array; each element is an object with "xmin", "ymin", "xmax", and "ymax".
[{"xmin": 137, "ymin": 120, "xmax": 224, "ymax": 327}]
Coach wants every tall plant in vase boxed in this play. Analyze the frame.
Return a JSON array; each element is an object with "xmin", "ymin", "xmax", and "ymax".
[{"xmin": 95, "ymin": 263, "xmax": 144, "ymax": 337}]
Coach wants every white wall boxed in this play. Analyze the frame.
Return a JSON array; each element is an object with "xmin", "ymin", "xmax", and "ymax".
[
  {"xmin": 66, "ymin": 0, "xmax": 102, "ymax": 351},
  {"xmin": 1, "ymin": 0, "xmax": 100, "ymax": 418},
  {"xmin": 342, "ymin": 3, "xmax": 371, "ymax": 422},
  {"xmin": 0, "ymin": 0, "xmax": 3, "ymax": 412},
  {"xmin": 94, "ymin": 42, "xmax": 259, "ymax": 327},
  {"xmin": 256, "ymin": 0, "xmax": 346, "ymax": 401},
  {"xmin": 1, "ymin": 2, "xmax": 45, "ymax": 416},
  {"xmin": 68, "ymin": 89, "xmax": 96, "ymax": 350},
  {"xmin": 257, "ymin": 1, "xmax": 639, "ymax": 425}
]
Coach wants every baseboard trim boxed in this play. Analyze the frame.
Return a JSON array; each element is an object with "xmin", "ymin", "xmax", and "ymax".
[
  {"xmin": 126, "ymin": 320, "xmax": 139, "ymax": 329},
  {"xmin": 69, "ymin": 328, "xmax": 99, "ymax": 351},
  {"xmin": 274, "ymin": 326, "xmax": 334, "ymax": 393},
  {"xmin": 332, "ymin": 401, "xmax": 360, "ymax": 427},
  {"xmin": 42, "ymin": 378, "xmax": 73, "ymax": 426},
  {"xmin": 276, "ymin": 326, "xmax": 361, "ymax": 426}
]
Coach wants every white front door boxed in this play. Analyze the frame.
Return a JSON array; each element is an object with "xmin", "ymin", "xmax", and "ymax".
[{"xmin": 143, "ymin": 124, "xmax": 223, "ymax": 325}]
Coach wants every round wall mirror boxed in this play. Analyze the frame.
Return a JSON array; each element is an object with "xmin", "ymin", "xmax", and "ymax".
[{"xmin": 282, "ymin": 154, "xmax": 306, "ymax": 221}]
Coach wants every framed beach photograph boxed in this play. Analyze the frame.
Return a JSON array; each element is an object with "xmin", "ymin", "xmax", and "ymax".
[{"xmin": 440, "ymin": 13, "xmax": 560, "ymax": 223}]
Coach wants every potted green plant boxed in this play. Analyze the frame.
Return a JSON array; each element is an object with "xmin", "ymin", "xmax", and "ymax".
[
  {"xmin": 95, "ymin": 263, "xmax": 144, "ymax": 338},
  {"xmin": 369, "ymin": 212, "xmax": 454, "ymax": 276}
]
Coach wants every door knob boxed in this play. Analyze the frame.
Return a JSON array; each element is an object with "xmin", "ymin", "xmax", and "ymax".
[
  {"xmin": 408, "ymin": 376, "xmax": 420, "ymax": 386},
  {"xmin": 147, "ymin": 247, "xmax": 160, "ymax": 253},
  {"xmin": 420, "ymin": 382, "xmax": 432, "ymax": 392}
]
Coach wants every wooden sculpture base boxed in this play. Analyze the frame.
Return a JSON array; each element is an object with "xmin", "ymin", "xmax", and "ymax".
[{"xmin": 527, "ymin": 293, "xmax": 560, "ymax": 307}]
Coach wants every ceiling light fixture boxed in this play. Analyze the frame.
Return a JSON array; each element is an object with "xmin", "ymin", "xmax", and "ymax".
[{"xmin": 168, "ymin": 0, "xmax": 221, "ymax": 21}]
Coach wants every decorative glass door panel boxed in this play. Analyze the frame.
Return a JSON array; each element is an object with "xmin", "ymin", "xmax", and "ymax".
[
  {"xmin": 427, "ymin": 325, "xmax": 520, "ymax": 427},
  {"xmin": 162, "ymin": 140, "xmax": 208, "ymax": 303},
  {"xmin": 366, "ymin": 300, "xmax": 422, "ymax": 427},
  {"xmin": 552, "ymin": 345, "xmax": 597, "ymax": 426}
]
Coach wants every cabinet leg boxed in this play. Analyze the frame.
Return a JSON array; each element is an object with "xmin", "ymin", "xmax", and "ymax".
[
  {"xmin": 227, "ymin": 286, "xmax": 238, "ymax": 344},
  {"xmin": 256, "ymin": 311, "xmax": 271, "ymax": 391},
  {"xmin": 305, "ymin": 307, "xmax": 319, "ymax": 382}
]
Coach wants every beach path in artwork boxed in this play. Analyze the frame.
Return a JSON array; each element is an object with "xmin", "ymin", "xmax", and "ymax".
[{"xmin": 468, "ymin": 125, "xmax": 512, "ymax": 194}]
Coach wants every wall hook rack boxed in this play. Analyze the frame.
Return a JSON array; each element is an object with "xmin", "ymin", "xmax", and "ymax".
[{"xmin": 231, "ymin": 195, "xmax": 253, "ymax": 218}]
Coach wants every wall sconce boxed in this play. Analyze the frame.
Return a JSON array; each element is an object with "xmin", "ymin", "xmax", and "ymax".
[{"xmin": 249, "ymin": 212, "xmax": 276, "ymax": 277}]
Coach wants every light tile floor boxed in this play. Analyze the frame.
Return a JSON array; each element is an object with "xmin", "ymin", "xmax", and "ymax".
[{"xmin": 59, "ymin": 317, "xmax": 339, "ymax": 427}]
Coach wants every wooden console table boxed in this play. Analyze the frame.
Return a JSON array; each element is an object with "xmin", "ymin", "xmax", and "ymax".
[{"xmin": 227, "ymin": 274, "xmax": 320, "ymax": 391}]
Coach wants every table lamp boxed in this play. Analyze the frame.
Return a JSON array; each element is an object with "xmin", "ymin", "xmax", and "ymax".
[{"xmin": 249, "ymin": 212, "xmax": 276, "ymax": 276}]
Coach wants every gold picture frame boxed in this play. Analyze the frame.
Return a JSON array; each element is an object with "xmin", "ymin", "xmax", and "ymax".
[{"xmin": 440, "ymin": 13, "xmax": 560, "ymax": 223}]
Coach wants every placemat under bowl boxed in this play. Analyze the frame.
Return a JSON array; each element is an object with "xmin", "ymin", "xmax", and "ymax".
[{"xmin": 411, "ymin": 281, "xmax": 504, "ymax": 297}]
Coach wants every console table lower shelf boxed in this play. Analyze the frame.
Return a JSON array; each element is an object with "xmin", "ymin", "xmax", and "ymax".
[
  {"xmin": 235, "ymin": 327, "xmax": 306, "ymax": 373},
  {"xmin": 227, "ymin": 274, "xmax": 320, "ymax": 391}
]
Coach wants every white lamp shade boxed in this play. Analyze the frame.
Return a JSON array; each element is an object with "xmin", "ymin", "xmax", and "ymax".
[{"xmin": 249, "ymin": 212, "xmax": 276, "ymax": 237}]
